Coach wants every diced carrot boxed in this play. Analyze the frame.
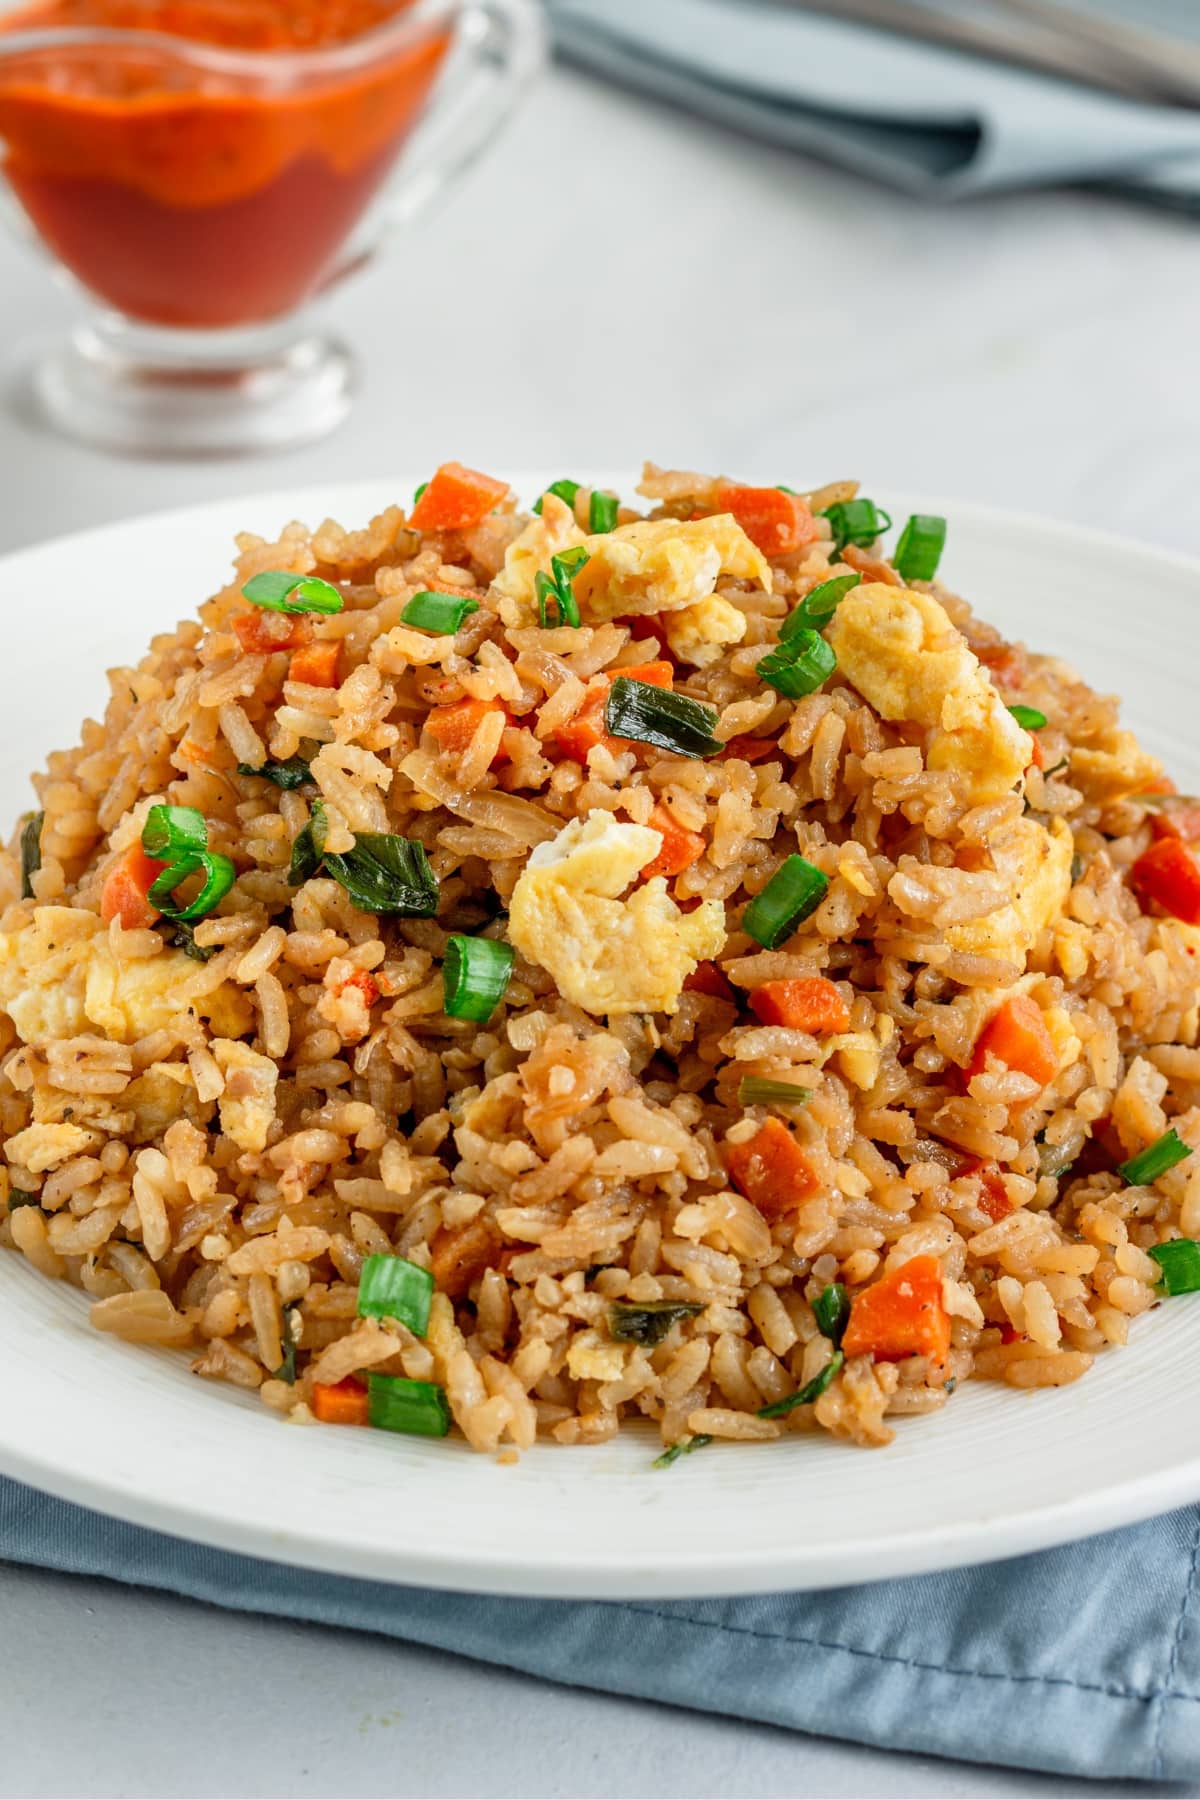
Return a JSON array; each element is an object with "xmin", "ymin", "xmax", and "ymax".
[
  {"xmin": 553, "ymin": 661, "xmax": 674, "ymax": 763},
  {"xmin": 841, "ymin": 1255, "xmax": 951, "ymax": 1369},
  {"xmin": 408, "ymin": 462, "xmax": 508, "ymax": 533},
  {"xmin": 1026, "ymin": 734, "xmax": 1046, "ymax": 772},
  {"xmin": 725, "ymin": 1117, "xmax": 821, "ymax": 1221},
  {"xmin": 1151, "ymin": 804, "xmax": 1200, "ymax": 845},
  {"xmin": 430, "ymin": 1218, "xmax": 502, "ymax": 1299},
  {"xmin": 288, "ymin": 639, "xmax": 340, "ymax": 688},
  {"xmin": 311, "ymin": 1375, "xmax": 369, "ymax": 1426},
  {"xmin": 340, "ymin": 969, "xmax": 380, "ymax": 1008},
  {"xmin": 749, "ymin": 977, "xmax": 850, "ymax": 1034},
  {"xmin": 641, "ymin": 802, "xmax": 705, "ymax": 881},
  {"xmin": 720, "ymin": 735, "xmax": 777, "ymax": 764},
  {"xmin": 100, "ymin": 843, "xmax": 167, "ymax": 930},
  {"xmin": 425, "ymin": 698, "xmax": 510, "ymax": 765},
  {"xmin": 1132, "ymin": 837, "xmax": 1200, "ymax": 926},
  {"xmin": 714, "ymin": 482, "xmax": 818, "ymax": 559},
  {"xmin": 232, "ymin": 610, "xmax": 312, "ymax": 655},
  {"xmin": 967, "ymin": 994, "xmax": 1059, "ymax": 1090},
  {"xmin": 683, "ymin": 960, "xmax": 735, "ymax": 1003},
  {"xmin": 1143, "ymin": 774, "xmax": 1177, "ymax": 796}
]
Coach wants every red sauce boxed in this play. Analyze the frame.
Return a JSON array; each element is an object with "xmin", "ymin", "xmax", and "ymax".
[{"xmin": 0, "ymin": 1, "xmax": 451, "ymax": 326}]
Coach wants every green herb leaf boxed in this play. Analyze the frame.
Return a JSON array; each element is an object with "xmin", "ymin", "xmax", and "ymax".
[
  {"xmin": 532, "ymin": 478, "xmax": 581, "ymax": 518},
  {"xmin": 653, "ymin": 1433, "xmax": 713, "ymax": 1470},
  {"xmin": 893, "ymin": 513, "xmax": 947, "ymax": 582},
  {"xmin": 401, "ymin": 590, "xmax": 481, "ymax": 636},
  {"xmin": 1119, "ymin": 1128, "xmax": 1193, "ymax": 1187},
  {"xmin": 1148, "ymin": 1238, "xmax": 1200, "ymax": 1296},
  {"xmin": 820, "ymin": 499, "xmax": 891, "ymax": 552},
  {"xmin": 780, "ymin": 573, "xmax": 861, "ymax": 639},
  {"xmin": 366, "ymin": 1373, "xmax": 452, "ymax": 1437},
  {"xmin": 812, "ymin": 1282, "xmax": 850, "ymax": 1347},
  {"xmin": 6, "ymin": 1188, "xmax": 40, "ymax": 1211},
  {"xmin": 1009, "ymin": 704, "xmax": 1047, "ymax": 731},
  {"xmin": 588, "ymin": 490, "xmax": 619, "ymax": 533},
  {"xmin": 242, "ymin": 571, "xmax": 343, "ymax": 616},
  {"xmin": 289, "ymin": 799, "xmax": 328, "ymax": 887},
  {"xmin": 742, "ymin": 855, "xmax": 829, "ymax": 949},
  {"xmin": 443, "ymin": 934, "xmax": 515, "ymax": 1023},
  {"xmin": 609, "ymin": 1300, "xmax": 704, "ymax": 1345},
  {"xmin": 19, "ymin": 810, "xmax": 43, "ymax": 900},
  {"xmin": 757, "ymin": 629, "xmax": 837, "ymax": 700},
  {"xmin": 236, "ymin": 756, "xmax": 313, "ymax": 791},
  {"xmin": 757, "ymin": 1350, "xmax": 844, "ymax": 1418},
  {"xmin": 323, "ymin": 833, "xmax": 440, "ymax": 917},
  {"xmin": 273, "ymin": 1304, "xmax": 299, "ymax": 1384},
  {"xmin": 604, "ymin": 678, "xmax": 722, "ymax": 759},
  {"xmin": 737, "ymin": 1077, "xmax": 813, "ymax": 1108},
  {"xmin": 166, "ymin": 920, "xmax": 217, "ymax": 963},
  {"xmin": 357, "ymin": 1254, "xmax": 434, "ymax": 1336}
]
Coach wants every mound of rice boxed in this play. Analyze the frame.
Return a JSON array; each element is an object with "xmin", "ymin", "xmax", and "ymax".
[{"xmin": 1, "ymin": 461, "xmax": 1197, "ymax": 1458}]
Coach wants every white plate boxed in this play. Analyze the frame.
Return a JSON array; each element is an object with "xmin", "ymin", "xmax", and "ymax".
[{"xmin": 0, "ymin": 477, "xmax": 1198, "ymax": 1601}]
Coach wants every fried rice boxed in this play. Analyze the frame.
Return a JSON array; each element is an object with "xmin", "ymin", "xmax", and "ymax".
[{"xmin": 1, "ymin": 460, "xmax": 1197, "ymax": 1459}]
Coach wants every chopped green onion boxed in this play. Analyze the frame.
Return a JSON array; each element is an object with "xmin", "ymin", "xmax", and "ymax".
[
  {"xmin": 1148, "ymin": 1238, "xmax": 1200, "ymax": 1296},
  {"xmin": 401, "ymin": 590, "xmax": 480, "ymax": 635},
  {"xmin": 289, "ymin": 799, "xmax": 327, "ymax": 887},
  {"xmin": 142, "ymin": 803, "xmax": 206, "ymax": 861},
  {"xmin": 893, "ymin": 513, "xmax": 947, "ymax": 582},
  {"xmin": 757, "ymin": 1350, "xmax": 844, "ymax": 1418},
  {"xmin": 812, "ymin": 1282, "xmax": 850, "ymax": 1347},
  {"xmin": 412, "ymin": 480, "xmax": 428, "ymax": 507},
  {"xmin": 532, "ymin": 478, "xmax": 581, "ymax": 518},
  {"xmin": 588, "ymin": 490, "xmax": 619, "ymax": 533},
  {"xmin": 1042, "ymin": 757, "xmax": 1069, "ymax": 779},
  {"xmin": 1008, "ymin": 704, "xmax": 1047, "ymax": 731},
  {"xmin": 6, "ymin": 1188, "xmax": 40, "ymax": 1211},
  {"xmin": 742, "ymin": 855, "xmax": 829, "ymax": 949},
  {"xmin": 1119, "ymin": 1128, "xmax": 1193, "ymax": 1186},
  {"xmin": 166, "ymin": 921, "xmax": 217, "ymax": 963},
  {"xmin": 323, "ymin": 833, "xmax": 440, "ymax": 917},
  {"xmin": 737, "ymin": 1077, "xmax": 813, "ymax": 1109},
  {"xmin": 148, "ymin": 850, "xmax": 235, "ymax": 923},
  {"xmin": 367, "ymin": 1373, "xmax": 452, "ymax": 1438},
  {"xmin": 653, "ymin": 1433, "xmax": 713, "ymax": 1470},
  {"xmin": 443, "ymin": 934, "xmax": 514, "ymax": 1023},
  {"xmin": 242, "ymin": 571, "xmax": 343, "ymax": 616},
  {"xmin": 757, "ymin": 629, "xmax": 837, "ymax": 700},
  {"xmin": 609, "ymin": 1301, "xmax": 704, "ymax": 1345},
  {"xmin": 236, "ymin": 756, "xmax": 313, "ymax": 790},
  {"xmin": 820, "ymin": 499, "xmax": 891, "ymax": 552},
  {"xmin": 534, "ymin": 546, "xmax": 589, "ymax": 628},
  {"xmin": 604, "ymin": 678, "xmax": 722, "ymax": 759},
  {"xmin": 273, "ymin": 1304, "xmax": 298, "ymax": 1384},
  {"xmin": 357, "ymin": 1254, "xmax": 434, "ymax": 1336},
  {"xmin": 776, "ymin": 484, "xmax": 798, "ymax": 495},
  {"xmin": 19, "ymin": 810, "xmax": 42, "ymax": 900},
  {"xmin": 780, "ymin": 573, "xmax": 861, "ymax": 639}
]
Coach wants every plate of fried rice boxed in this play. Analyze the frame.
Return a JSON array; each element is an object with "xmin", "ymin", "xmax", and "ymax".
[{"xmin": 1, "ymin": 462, "xmax": 1199, "ymax": 1598}]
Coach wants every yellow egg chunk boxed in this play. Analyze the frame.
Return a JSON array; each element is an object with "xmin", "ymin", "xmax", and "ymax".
[
  {"xmin": 826, "ymin": 583, "xmax": 1031, "ymax": 803},
  {"xmin": 508, "ymin": 811, "xmax": 726, "ymax": 1017},
  {"xmin": 663, "ymin": 594, "xmax": 748, "ymax": 667},
  {"xmin": 493, "ymin": 493, "xmax": 587, "ymax": 623},
  {"xmin": 946, "ymin": 816, "xmax": 1074, "ymax": 968},
  {"xmin": 213, "ymin": 1039, "xmax": 279, "ymax": 1153},
  {"xmin": 572, "ymin": 515, "xmax": 769, "ymax": 623}
]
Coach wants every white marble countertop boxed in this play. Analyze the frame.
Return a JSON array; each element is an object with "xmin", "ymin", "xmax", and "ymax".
[{"xmin": 1, "ymin": 49, "xmax": 1198, "ymax": 1800}]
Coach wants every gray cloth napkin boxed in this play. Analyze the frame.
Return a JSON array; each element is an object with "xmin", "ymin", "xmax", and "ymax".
[
  {"xmin": 5, "ymin": 1473, "xmax": 1200, "ymax": 1782},
  {"xmin": 546, "ymin": 0, "xmax": 1200, "ymax": 208}
]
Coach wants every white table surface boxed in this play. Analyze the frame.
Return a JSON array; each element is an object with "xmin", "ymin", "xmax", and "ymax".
[{"xmin": 1, "ymin": 50, "xmax": 1198, "ymax": 1800}]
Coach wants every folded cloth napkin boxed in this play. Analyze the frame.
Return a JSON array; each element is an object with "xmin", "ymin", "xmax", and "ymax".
[
  {"xmin": 4, "ymin": 1474, "xmax": 1200, "ymax": 1783},
  {"xmin": 546, "ymin": 0, "xmax": 1200, "ymax": 211}
]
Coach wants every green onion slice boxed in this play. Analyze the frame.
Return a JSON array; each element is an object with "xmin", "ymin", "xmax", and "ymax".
[
  {"xmin": 893, "ymin": 513, "xmax": 947, "ymax": 582},
  {"xmin": 166, "ymin": 920, "xmax": 216, "ymax": 963},
  {"xmin": 609, "ymin": 1301, "xmax": 704, "ymax": 1346},
  {"xmin": 412, "ymin": 480, "xmax": 428, "ymax": 507},
  {"xmin": 780, "ymin": 573, "xmax": 861, "ymax": 639},
  {"xmin": 323, "ymin": 833, "xmax": 440, "ymax": 917},
  {"xmin": 236, "ymin": 756, "xmax": 313, "ymax": 791},
  {"xmin": 757, "ymin": 630, "xmax": 837, "ymax": 700},
  {"xmin": 653, "ymin": 1433, "xmax": 713, "ymax": 1470},
  {"xmin": 820, "ymin": 499, "xmax": 891, "ymax": 552},
  {"xmin": 7, "ymin": 1188, "xmax": 40, "ymax": 1211},
  {"xmin": 148, "ymin": 850, "xmax": 235, "ymax": 923},
  {"xmin": 366, "ymin": 1373, "xmax": 452, "ymax": 1438},
  {"xmin": 757, "ymin": 1350, "xmax": 844, "ymax": 1418},
  {"xmin": 742, "ymin": 854, "xmax": 829, "ymax": 949},
  {"xmin": 142, "ymin": 803, "xmax": 206, "ymax": 861},
  {"xmin": 289, "ymin": 799, "xmax": 327, "ymax": 887},
  {"xmin": 19, "ymin": 810, "xmax": 43, "ymax": 900},
  {"xmin": 812, "ymin": 1282, "xmax": 850, "ymax": 1347},
  {"xmin": 357, "ymin": 1254, "xmax": 435, "ymax": 1336},
  {"xmin": 1119, "ymin": 1128, "xmax": 1193, "ymax": 1186},
  {"xmin": 738, "ymin": 1077, "xmax": 813, "ymax": 1109},
  {"xmin": 604, "ymin": 678, "xmax": 722, "ymax": 759},
  {"xmin": 273, "ymin": 1305, "xmax": 298, "ymax": 1384},
  {"xmin": 1009, "ymin": 704, "xmax": 1047, "ymax": 731},
  {"xmin": 443, "ymin": 934, "xmax": 514, "ymax": 1023},
  {"xmin": 532, "ymin": 478, "xmax": 581, "ymax": 518},
  {"xmin": 242, "ymin": 571, "xmax": 343, "ymax": 616},
  {"xmin": 776, "ymin": 484, "xmax": 798, "ymax": 495},
  {"xmin": 588, "ymin": 490, "xmax": 619, "ymax": 533},
  {"xmin": 401, "ymin": 590, "xmax": 481, "ymax": 635},
  {"xmin": 1148, "ymin": 1238, "xmax": 1200, "ymax": 1296},
  {"xmin": 535, "ymin": 546, "xmax": 589, "ymax": 629}
]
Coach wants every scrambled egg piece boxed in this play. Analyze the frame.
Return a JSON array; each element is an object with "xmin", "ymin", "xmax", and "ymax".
[
  {"xmin": 0, "ymin": 906, "xmax": 250, "ymax": 1046},
  {"xmin": 508, "ymin": 812, "xmax": 726, "ymax": 1016},
  {"xmin": 663, "ymin": 594, "xmax": 748, "ymax": 668},
  {"xmin": 492, "ymin": 493, "xmax": 587, "ymax": 619},
  {"xmin": 4, "ymin": 1120, "xmax": 97, "ymax": 1172},
  {"xmin": 945, "ymin": 817, "xmax": 1074, "ymax": 968},
  {"xmin": 213, "ymin": 1039, "xmax": 278, "ymax": 1153},
  {"xmin": 826, "ymin": 584, "xmax": 1031, "ymax": 803},
  {"xmin": 1070, "ymin": 733, "xmax": 1164, "ymax": 803}
]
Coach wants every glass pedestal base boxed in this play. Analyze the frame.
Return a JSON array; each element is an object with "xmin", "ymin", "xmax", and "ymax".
[{"xmin": 30, "ymin": 315, "xmax": 356, "ymax": 457}]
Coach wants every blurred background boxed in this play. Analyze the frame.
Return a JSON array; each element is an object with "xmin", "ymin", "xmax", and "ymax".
[{"xmin": 0, "ymin": 0, "xmax": 1197, "ymax": 555}]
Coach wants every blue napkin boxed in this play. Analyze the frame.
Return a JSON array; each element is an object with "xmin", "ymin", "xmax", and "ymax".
[
  {"xmin": 547, "ymin": 0, "xmax": 1200, "ymax": 211},
  {"xmin": 4, "ymin": 1473, "xmax": 1199, "ymax": 1782}
]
